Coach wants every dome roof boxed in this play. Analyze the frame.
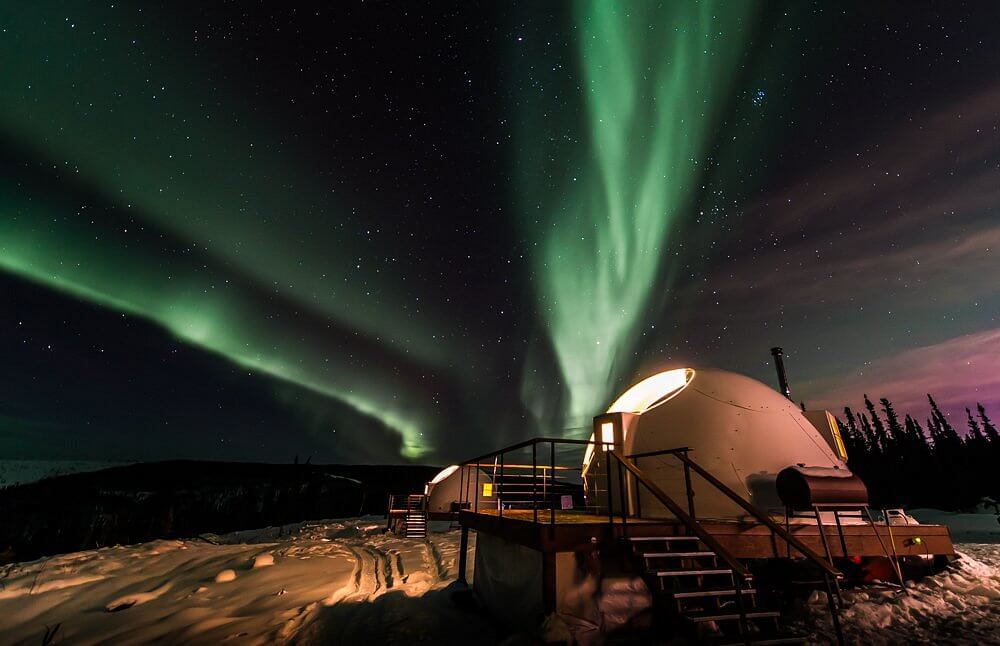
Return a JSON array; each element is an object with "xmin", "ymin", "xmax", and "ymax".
[{"xmin": 591, "ymin": 368, "xmax": 847, "ymax": 519}]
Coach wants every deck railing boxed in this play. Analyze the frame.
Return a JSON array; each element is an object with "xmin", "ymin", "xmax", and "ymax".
[{"xmin": 457, "ymin": 437, "xmax": 615, "ymax": 524}]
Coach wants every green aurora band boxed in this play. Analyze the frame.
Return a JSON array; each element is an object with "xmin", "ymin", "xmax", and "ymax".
[
  {"xmin": 0, "ymin": 207, "xmax": 436, "ymax": 458},
  {"xmin": 0, "ymin": 2, "xmax": 463, "ymax": 459},
  {"xmin": 518, "ymin": 1, "xmax": 757, "ymax": 430},
  {"xmin": 0, "ymin": 2, "xmax": 782, "ymax": 459}
]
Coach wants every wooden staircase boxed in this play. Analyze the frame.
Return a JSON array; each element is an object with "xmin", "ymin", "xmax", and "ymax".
[
  {"xmin": 630, "ymin": 535, "xmax": 804, "ymax": 645},
  {"xmin": 404, "ymin": 494, "xmax": 427, "ymax": 539}
]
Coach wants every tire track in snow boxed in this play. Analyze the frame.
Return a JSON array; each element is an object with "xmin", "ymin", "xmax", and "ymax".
[{"xmin": 423, "ymin": 540, "xmax": 448, "ymax": 582}]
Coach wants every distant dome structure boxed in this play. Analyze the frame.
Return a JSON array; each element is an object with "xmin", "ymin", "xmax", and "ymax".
[
  {"xmin": 583, "ymin": 368, "xmax": 849, "ymax": 520},
  {"xmin": 425, "ymin": 464, "xmax": 493, "ymax": 515}
]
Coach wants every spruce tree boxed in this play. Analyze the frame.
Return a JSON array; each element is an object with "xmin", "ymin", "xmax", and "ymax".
[
  {"xmin": 926, "ymin": 416, "xmax": 941, "ymax": 449},
  {"xmin": 977, "ymin": 404, "xmax": 1000, "ymax": 497},
  {"xmin": 906, "ymin": 415, "xmax": 931, "ymax": 453},
  {"xmin": 865, "ymin": 395, "xmax": 889, "ymax": 453},
  {"xmin": 859, "ymin": 412, "xmax": 879, "ymax": 454},
  {"xmin": 842, "ymin": 407, "xmax": 867, "ymax": 459},
  {"xmin": 978, "ymin": 403, "xmax": 1000, "ymax": 444},
  {"xmin": 928, "ymin": 394, "xmax": 961, "ymax": 448},
  {"xmin": 966, "ymin": 408, "xmax": 987, "ymax": 446},
  {"xmin": 881, "ymin": 397, "xmax": 906, "ymax": 446}
]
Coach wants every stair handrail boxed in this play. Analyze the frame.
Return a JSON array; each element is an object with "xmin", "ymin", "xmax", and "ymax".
[
  {"xmin": 609, "ymin": 453, "xmax": 751, "ymax": 580},
  {"xmin": 627, "ymin": 448, "xmax": 841, "ymax": 578}
]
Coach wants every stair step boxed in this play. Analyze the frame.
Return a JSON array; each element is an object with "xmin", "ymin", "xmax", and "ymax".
[
  {"xmin": 672, "ymin": 586, "xmax": 756, "ymax": 599},
  {"xmin": 630, "ymin": 535, "xmax": 700, "ymax": 542},
  {"xmin": 642, "ymin": 551, "xmax": 717, "ymax": 558},
  {"xmin": 685, "ymin": 609, "xmax": 780, "ymax": 623},
  {"xmin": 655, "ymin": 568, "xmax": 733, "ymax": 577}
]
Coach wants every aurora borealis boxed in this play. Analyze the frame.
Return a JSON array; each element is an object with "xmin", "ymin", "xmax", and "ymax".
[
  {"xmin": 516, "ymin": 1, "xmax": 756, "ymax": 429},
  {"xmin": 2, "ymin": 2, "xmax": 999, "ymax": 465}
]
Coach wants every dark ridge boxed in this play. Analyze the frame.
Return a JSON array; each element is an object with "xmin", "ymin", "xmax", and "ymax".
[{"xmin": 0, "ymin": 461, "xmax": 440, "ymax": 564}]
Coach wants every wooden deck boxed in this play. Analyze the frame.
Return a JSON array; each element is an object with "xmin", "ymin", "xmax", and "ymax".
[{"xmin": 459, "ymin": 508, "xmax": 955, "ymax": 559}]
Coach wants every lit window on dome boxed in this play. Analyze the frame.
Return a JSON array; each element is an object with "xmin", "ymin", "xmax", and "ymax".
[
  {"xmin": 429, "ymin": 464, "xmax": 459, "ymax": 485},
  {"xmin": 607, "ymin": 368, "xmax": 694, "ymax": 414},
  {"xmin": 600, "ymin": 422, "xmax": 614, "ymax": 451}
]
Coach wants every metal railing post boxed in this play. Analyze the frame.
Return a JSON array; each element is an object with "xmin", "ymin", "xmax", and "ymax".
[
  {"xmin": 474, "ymin": 464, "xmax": 480, "ymax": 513},
  {"xmin": 633, "ymin": 456, "xmax": 642, "ymax": 518},
  {"xmin": 682, "ymin": 449, "xmax": 696, "ymax": 519},
  {"xmin": 550, "ymin": 441, "xmax": 555, "ymax": 525},
  {"xmin": 605, "ymin": 448, "xmax": 614, "ymax": 525},
  {"xmin": 824, "ymin": 572, "xmax": 845, "ymax": 646},
  {"xmin": 532, "ymin": 441, "xmax": 538, "ymax": 523},
  {"xmin": 459, "ymin": 465, "xmax": 465, "ymax": 509},
  {"xmin": 458, "ymin": 525, "xmax": 469, "ymax": 584},
  {"xmin": 616, "ymin": 452, "xmax": 628, "ymax": 537},
  {"xmin": 499, "ymin": 451, "xmax": 505, "ymax": 520},
  {"xmin": 733, "ymin": 574, "xmax": 751, "ymax": 646}
]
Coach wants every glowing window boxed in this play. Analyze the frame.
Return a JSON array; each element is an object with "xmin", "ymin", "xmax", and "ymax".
[
  {"xmin": 601, "ymin": 422, "xmax": 614, "ymax": 451},
  {"xmin": 607, "ymin": 368, "xmax": 694, "ymax": 415}
]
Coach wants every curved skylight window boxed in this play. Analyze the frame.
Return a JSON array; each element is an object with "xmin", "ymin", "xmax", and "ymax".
[
  {"xmin": 429, "ymin": 464, "xmax": 459, "ymax": 485},
  {"xmin": 607, "ymin": 368, "xmax": 695, "ymax": 414}
]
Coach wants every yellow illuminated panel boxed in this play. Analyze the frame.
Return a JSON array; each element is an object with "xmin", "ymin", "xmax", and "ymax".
[
  {"xmin": 482, "ymin": 483, "xmax": 493, "ymax": 497},
  {"xmin": 828, "ymin": 413, "xmax": 848, "ymax": 460}
]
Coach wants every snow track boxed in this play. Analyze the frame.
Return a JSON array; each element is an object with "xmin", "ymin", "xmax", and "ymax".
[
  {"xmin": 0, "ymin": 517, "xmax": 483, "ymax": 645},
  {"xmin": 1, "ymin": 514, "xmax": 994, "ymax": 645}
]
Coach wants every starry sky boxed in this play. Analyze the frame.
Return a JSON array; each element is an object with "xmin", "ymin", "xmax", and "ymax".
[{"xmin": 1, "ymin": 2, "xmax": 997, "ymax": 465}]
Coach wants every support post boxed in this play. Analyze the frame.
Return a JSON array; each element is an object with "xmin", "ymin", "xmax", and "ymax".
[
  {"xmin": 458, "ymin": 525, "xmax": 469, "ymax": 584},
  {"xmin": 824, "ymin": 572, "xmax": 846, "ymax": 646},
  {"xmin": 832, "ymin": 510, "xmax": 849, "ymax": 557},
  {"xmin": 633, "ymin": 456, "xmax": 642, "ymax": 518},
  {"xmin": 499, "ymin": 451, "xmax": 504, "ymax": 521},
  {"xmin": 532, "ymin": 441, "xmax": 538, "ymax": 523},
  {"xmin": 682, "ymin": 450, "xmax": 696, "ymax": 519},
  {"xmin": 458, "ymin": 465, "xmax": 465, "ymax": 509},
  {"xmin": 605, "ymin": 450, "xmax": 614, "ymax": 525},
  {"xmin": 733, "ymin": 574, "xmax": 751, "ymax": 646},
  {"xmin": 617, "ymin": 454, "xmax": 628, "ymax": 536},
  {"xmin": 550, "ymin": 441, "xmax": 556, "ymax": 525},
  {"xmin": 814, "ymin": 507, "xmax": 843, "ymax": 608},
  {"xmin": 870, "ymin": 508, "xmax": 907, "ymax": 592}
]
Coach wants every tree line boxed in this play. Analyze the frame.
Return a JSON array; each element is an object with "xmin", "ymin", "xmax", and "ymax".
[{"xmin": 835, "ymin": 394, "xmax": 1000, "ymax": 510}]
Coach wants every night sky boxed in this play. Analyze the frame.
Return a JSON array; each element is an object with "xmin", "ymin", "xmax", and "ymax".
[{"xmin": 1, "ymin": 2, "xmax": 997, "ymax": 465}]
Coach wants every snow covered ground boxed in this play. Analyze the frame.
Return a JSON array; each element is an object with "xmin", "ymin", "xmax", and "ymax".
[
  {"xmin": 796, "ymin": 543, "xmax": 1000, "ymax": 644},
  {"xmin": 0, "ymin": 459, "xmax": 127, "ymax": 488},
  {"xmin": 0, "ymin": 518, "xmax": 495, "ymax": 645},
  {"xmin": 0, "ymin": 515, "xmax": 997, "ymax": 645}
]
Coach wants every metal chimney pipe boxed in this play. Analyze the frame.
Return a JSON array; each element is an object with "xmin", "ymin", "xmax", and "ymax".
[{"xmin": 770, "ymin": 347, "xmax": 792, "ymax": 401}]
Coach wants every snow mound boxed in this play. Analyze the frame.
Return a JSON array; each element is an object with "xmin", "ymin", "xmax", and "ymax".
[
  {"xmin": 106, "ymin": 582, "xmax": 172, "ymax": 612},
  {"xmin": 214, "ymin": 569, "xmax": 237, "ymax": 583},
  {"xmin": 252, "ymin": 552, "xmax": 275, "ymax": 568}
]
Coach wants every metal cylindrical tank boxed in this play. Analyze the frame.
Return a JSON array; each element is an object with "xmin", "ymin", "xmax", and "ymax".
[{"xmin": 775, "ymin": 465, "xmax": 869, "ymax": 510}]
